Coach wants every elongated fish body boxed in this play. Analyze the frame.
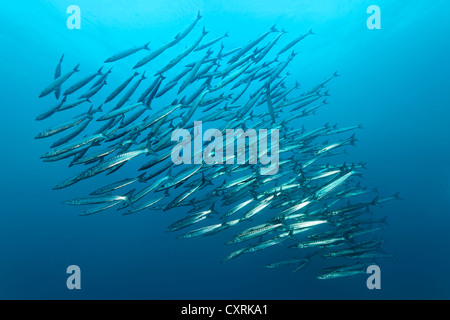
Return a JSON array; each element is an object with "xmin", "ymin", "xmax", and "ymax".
[
  {"xmin": 105, "ymin": 42, "xmax": 150, "ymax": 63},
  {"xmin": 221, "ymin": 198, "xmax": 254, "ymax": 219},
  {"xmin": 170, "ymin": 66, "xmax": 194, "ymax": 85},
  {"xmin": 79, "ymin": 79, "xmax": 107, "ymax": 100},
  {"xmin": 113, "ymin": 72, "xmax": 147, "ymax": 110},
  {"xmin": 71, "ymin": 144, "xmax": 120, "ymax": 166},
  {"xmin": 194, "ymin": 32, "xmax": 228, "ymax": 51},
  {"xmin": 145, "ymin": 75, "xmax": 165, "ymax": 107},
  {"xmin": 87, "ymin": 147, "xmax": 149, "ymax": 177},
  {"xmin": 278, "ymin": 29, "xmax": 314, "ymax": 55},
  {"xmin": 254, "ymin": 31, "xmax": 285, "ymax": 63},
  {"xmin": 35, "ymin": 114, "xmax": 91, "ymax": 139},
  {"xmin": 141, "ymin": 161, "xmax": 172, "ymax": 182},
  {"xmin": 315, "ymin": 167, "xmax": 358, "ymax": 200},
  {"xmin": 167, "ymin": 207, "xmax": 211, "ymax": 231},
  {"xmin": 345, "ymin": 252, "xmax": 394, "ymax": 260},
  {"xmin": 174, "ymin": 11, "xmax": 202, "ymax": 42},
  {"xmin": 155, "ymin": 27, "xmax": 209, "ymax": 76},
  {"xmin": 41, "ymin": 133, "xmax": 106, "ymax": 159},
  {"xmin": 36, "ymin": 96, "xmax": 67, "ymax": 121},
  {"xmin": 202, "ymin": 219, "xmax": 240, "ymax": 237},
  {"xmin": 210, "ymin": 63, "xmax": 250, "ymax": 92},
  {"xmin": 219, "ymin": 173, "xmax": 255, "ymax": 191},
  {"xmin": 326, "ymin": 125, "xmax": 362, "ymax": 136},
  {"xmin": 322, "ymin": 247, "xmax": 374, "ymax": 259},
  {"xmin": 119, "ymin": 106, "xmax": 147, "ymax": 128},
  {"xmin": 164, "ymin": 183, "xmax": 202, "ymax": 211},
  {"xmin": 288, "ymin": 220, "xmax": 327, "ymax": 230},
  {"xmin": 182, "ymin": 90, "xmax": 209, "ymax": 125},
  {"xmin": 155, "ymin": 81, "xmax": 177, "ymax": 98},
  {"xmin": 237, "ymin": 88, "xmax": 264, "ymax": 118},
  {"xmin": 133, "ymin": 38, "xmax": 178, "ymax": 69},
  {"xmin": 90, "ymin": 67, "xmax": 113, "ymax": 89},
  {"xmin": 157, "ymin": 165, "xmax": 203, "ymax": 191},
  {"xmin": 280, "ymin": 199, "xmax": 312, "ymax": 217},
  {"xmin": 317, "ymin": 269, "xmax": 366, "ymax": 280},
  {"xmin": 50, "ymin": 118, "xmax": 91, "ymax": 148},
  {"xmin": 39, "ymin": 64, "xmax": 80, "ymax": 98},
  {"xmin": 122, "ymin": 176, "xmax": 170, "ymax": 208},
  {"xmin": 318, "ymin": 263, "xmax": 369, "ymax": 275},
  {"xmin": 42, "ymin": 143, "xmax": 92, "ymax": 163},
  {"xmin": 241, "ymin": 195, "xmax": 274, "ymax": 221},
  {"xmin": 54, "ymin": 53, "xmax": 64, "ymax": 99},
  {"xmin": 227, "ymin": 222, "xmax": 282, "ymax": 244},
  {"xmin": 177, "ymin": 223, "xmax": 224, "ymax": 239},
  {"xmin": 124, "ymin": 194, "xmax": 166, "ymax": 215},
  {"xmin": 244, "ymin": 236, "xmax": 286, "ymax": 253},
  {"xmin": 63, "ymin": 67, "xmax": 103, "ymax": 96},
  {"xmin": 309, "ymin": 169, "xmax": 340, "ymax": 181},
  {"xmin": 97, "ymin": 102, "xmax": 143, "ymax": 121},
  {"xmin": 228, "ymin": 25, "xmax": 277, "ymax": 63},
  {"xmin": 221, "ymin": 246, "xmax": 251, "ymax": 263},
  {"xmin": 91, "ymin": 175, "xmax": 144, "ymax": 195},
  {"xmin": 138, "ymin": 75, "xmax": 161, "ymax": 102},
  {"xmin": 64, "ymin": 191, "xmax": 134, "ymax": 207},
  {"xmin": 80, "ymin": 200, "xmax": 122, "ymax": 216},
  {"xmin": 292, "ymin": 237, "xmax": 346, "ymax": 249},
  {"xmin": 104, "ymin": 72, "xmax": 139, "ymax": 103},
  {"xmin": 265, "ymin": 258, "xmax": 308, "ymax": 269},
  {"xmin": 54, "ymin": 148, "xmax": 147, "ymax": 189},
  {"xmin": 178, "ymin": 53, "xmax": 210, "ymax": 94}
]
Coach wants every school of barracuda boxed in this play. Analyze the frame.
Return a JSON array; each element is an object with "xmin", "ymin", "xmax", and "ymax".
[{"xmin": 36, "ymin": 12, "xmax": 400, "ymax": 280}]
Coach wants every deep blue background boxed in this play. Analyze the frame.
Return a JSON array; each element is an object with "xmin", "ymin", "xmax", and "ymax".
[{"xmin": 0, "ymin": 0, "xmax": 449, "ymax": 299}]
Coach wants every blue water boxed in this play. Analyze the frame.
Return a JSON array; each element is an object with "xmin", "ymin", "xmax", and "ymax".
[{"xmin": 0, "ymin": 0, "xmax": 449, "ymax": 299}]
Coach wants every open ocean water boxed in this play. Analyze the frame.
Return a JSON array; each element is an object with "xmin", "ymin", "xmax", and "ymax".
[{"xmin": 0, "ymin": 0, "xmax": 449, "ymax": 300}]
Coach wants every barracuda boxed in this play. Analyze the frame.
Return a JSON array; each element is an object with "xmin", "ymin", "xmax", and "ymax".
[{"xmin": 227, "ymin": 222, "xmax": 283, "ymax": 244}]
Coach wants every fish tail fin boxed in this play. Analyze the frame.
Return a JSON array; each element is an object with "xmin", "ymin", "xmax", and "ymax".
[
  {"xmin": 97, "ymin": 66, "xmax": 103, "ymax": 75},
  {"xmin": 124, "ymin": 189, "xmax": 136, "ymax": 208},
  {"xmin": 270, "ymin": 25, "xmax": 278, "ymax": 32},
  {"xmin": 133, "ymin": 71, "xmax": 139, "ymax": 77},
  {"xmin": 287, "ymin": 230, "xmax": 298, "ymax": 242},
  {"xmin": 210, "ymin": 202, "xmax": 219, "ymax": 215},
  {"xmin": 309, "ymin": 29, "xmax": 315, "ymax": 35},
  {"xmin": 86, "ymin": 106, "xmax": 94, "ymax": 116},
  {"xmin": 137, "ymin": 172, "xmax": 147, "ymax": 182},
  {"xmin": 197, "ymin": 10, "xmax": 202, "ymax": 20},
  {"xmin": 394, "ymin": 192, "xmax": 403, "ymax": 200},
  {"xmin": 349, "ymin": 134, "xmax": 358, "ymax": 146},
  {"xmin": 145, "ymin": 140, "xmax": 157, "ymax": 155},
  {"xmin": 141, "ymin": 71, "xmax": 147, "ymax": 80},
  {"xmin": 73, "ymin": 64, "xmax": 80, "ymax": 72},
  {"xmin": 224, "ymin": 32, "xmax": 229, "ymax": 37},
  {"xmin": 144, "ymin": 42, "xmax": 150, "ymax": 50},
  {"xmin": 334, "ymin": 71, "xmax": 340, "ymax": 77},
  {"xmin": 371, "ymin": 196, "xmax": 380, "ymax": 205},
  {"xmin": 202, "ymin": 26, "xmax": 209, "ymax": 36}
]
